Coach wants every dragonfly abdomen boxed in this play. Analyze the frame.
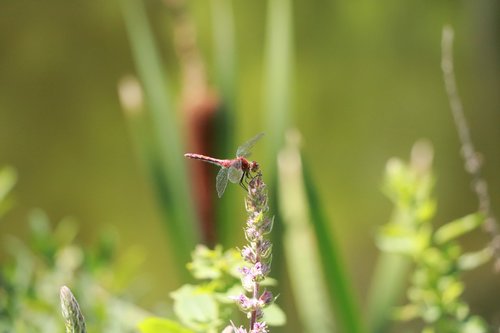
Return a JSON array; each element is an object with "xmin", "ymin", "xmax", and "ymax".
[{"xmin": 184, "ymin": 153, "xmax": 230, "ymax": 167}]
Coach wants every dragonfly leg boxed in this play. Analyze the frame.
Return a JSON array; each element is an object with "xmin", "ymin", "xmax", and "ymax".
[
  {"xmin": 239, "ymin": 180, "xmax": 248, "ymax": 192},
  {"xmin": 247, "ymin": 170, "xmax": 261, "ymax": 183},
  {"xmin": 239, "ymin": 172, "xmax": 249, "ymax": 192}
]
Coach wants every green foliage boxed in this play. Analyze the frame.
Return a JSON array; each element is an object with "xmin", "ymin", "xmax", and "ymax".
[
  {"xmin": 138, "ymin": 245, "xmax": 243, "ymax": 333},
  {"xmin": 0, "ymin": 202, "xmax": 150, "ymax": 332},
  {"xmin": 138, "ymin": 245, "xmax": 284, "ymax": 333},
  {"xmin": 187, "ymin": 245, "xmax": 241, "ymax": 282},
  {"xmin": 171, "ymin": 284, "xmax": 221, "ymax": 332},
  {"xmin": 139, "ymin": 317, "xmax": 194, "ymax": 333},
  {"xmin": 376, "ymin": 143, "xmax": 490, "ymax": 333}
]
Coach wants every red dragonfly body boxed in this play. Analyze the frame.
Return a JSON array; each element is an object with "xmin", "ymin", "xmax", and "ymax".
[{"xmin": 184, "ymin": 133, "xmax": 263, "ymax": 198}]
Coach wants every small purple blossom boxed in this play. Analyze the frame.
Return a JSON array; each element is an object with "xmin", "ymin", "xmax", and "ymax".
[
  {"xmin": 240, "ymin": 269, "xmax": 254, "ymax": 292},
  {"xmin": 250, "ymin": 321, "xmax": 269, "ymax": 333},
  {"xmin": 241, "ymin": 246, "xmax": 257, "ymax": 263},
  {"xmin": 259, "ymin": 290, "xmax": 273, "ymax": 306},
  {"xmin": 256, "ymin": 240, "xmax": 272, "ymax": 259},
  {"xmin": 250, "ymin": 262, "xmax": 269, "ymax": 281},
  {"xmin": 244, "ymin": 226, "xmax": 260, "ymax": 242},
  {"xmin": 230, "ymin": 294, "xmax": 252, "ymax": 312}
]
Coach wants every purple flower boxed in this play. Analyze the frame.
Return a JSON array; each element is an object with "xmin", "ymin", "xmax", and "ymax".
[
  {"xmin": 251, "ymin": 262, "xmax": 270, "ymax": 280},
  {"xmin": 245, "ymin": 226, "xmax": 261, "ymax": 242},
  {"xmin": 229, "ymin": 173, "xmax": 275, "ymax": 332},
  {"xmin": 241, "ymin": 246, "xmax": 257, "ymax": 263},
  {"xmin": 250, "ymin": 321, "xmax": 269, "ymax": 333},
  {"xmin": 259, "ymin": 290, "xmax": 273, "ymax": 306},
  {"xmin": 257, "ymin": 240, "xmax": 272, "ymax": 258},
  {"xmin": 231, "ymin": 294, "xmax": 253, "ymax": 312}
]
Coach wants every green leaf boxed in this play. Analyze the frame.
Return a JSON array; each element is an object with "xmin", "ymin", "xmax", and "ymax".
[
  {"xmin": 262, "ymin": 303, "xmax": 286, "ymax": 326},
  {"xmin": 438, "ymin": 277, "xmax": 464, "ymax": 305},
  {"xmin": 278, "ymin": 136, "xmax": 364, "ymax": 333},
  {"xmin": 0, "ymin": 166, "xmax": 16, "ymax": 219},
  {"xmin": 171, "ymin": 285, "xmax": 220, "ymax": 331},
  {"xmin": 0, "ymin": 166, "xmax": 16, "ymax": 202},
  {"xmin": 392, "ymin": 303, "xmax": 420, "ymax": 321},
  {"xmin": 187, "ymin": 245, "xmax": 243, "ymax": 281},
  {"xmin": 460, "ymin": 316, "xmax": 488, "ymax": 333},
  {"xmin": 187, "ymin": 245, "xmax": 224, "ymax": 280},
  {"xmin": 304, "ymin": 159, "xmax": 365, "ymax": 333},
  {"xmin": 215, "ymin": 284, "xmax": 243, "ymax": 304},
  {"xmin": 138, "ymin": 317, "xmax": 194, "ymax": 333},
  {"xmin": 277, "ymin": 141, "xmax": 336, "ymax": 333},
  {"xmin": 458, "ymin": 247, "xmax": 493, "ymax": 270},
  {"xmin": 416, "ymin": 198, "xmax": 437, "ymax": 222},
  {"xmin": 434, "ymin": 213, "xmax": 484, "ymax": 245}
]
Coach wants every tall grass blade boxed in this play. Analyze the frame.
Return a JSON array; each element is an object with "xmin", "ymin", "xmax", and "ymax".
[
  {"xmin": 211, "ymin": 0, "xmax": 236, "ymax": 110},
  {"xmin": 365, "ymin": 253, "xmax": 410, "ymax": 333},
  {"xmin": 0, "ymin": 166, "xmax": 17, "ymax": 219},
  {"xmin": 262, "ymin": 0, "xmax": 294, "ymax": 289},
  {"xmin": 302, "ymin": 153, "xmax": 365, "ymax": 333},
  {"xmin": 263, "ymin": 0, "xmax": 293, "ymax": 177},
  {"xmin": 277, "ymin": 131, "xmax": 335, "ymax": 333},
  {"xmin": 211, "ymin": 0, "xmax": 237, "ymax": 245},
  {"xmin": 119, "ymin": 0, "xmax": 198, "ymax": 266}
]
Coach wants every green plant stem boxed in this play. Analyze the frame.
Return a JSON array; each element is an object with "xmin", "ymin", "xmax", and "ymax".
[
  {"xmin": 365, "ymin": 252, "xmax": 410, "ymax": 333},
  {"xmin": 263, "ymin": 0, "xmax": 293, "ymax": 178},
  {"xmin": 119, "ymin": 0, "xmax": 198, "ymax": 268}
]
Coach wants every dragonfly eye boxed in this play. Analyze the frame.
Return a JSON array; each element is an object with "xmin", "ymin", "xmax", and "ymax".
[{"xmin": 251, "ymin": 161, "xmax": 259, "ymax": 172}]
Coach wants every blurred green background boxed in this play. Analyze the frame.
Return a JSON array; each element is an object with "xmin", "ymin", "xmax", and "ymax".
[{"xmin": 1, "ymin": 0, "xmax": 500, "ymax": 327}]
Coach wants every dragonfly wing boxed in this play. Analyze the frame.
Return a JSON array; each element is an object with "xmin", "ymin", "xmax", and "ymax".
[
  {"xmin": 236, "ymin": 132, "xmax": 264, "ymax": 158},
  {"xmin": 216, "ymin": 167, "xmax": 229, "ymax": 198},
  {"xmin": 228, "ymin": 161, "xmax": 243, "ymax": 184}
]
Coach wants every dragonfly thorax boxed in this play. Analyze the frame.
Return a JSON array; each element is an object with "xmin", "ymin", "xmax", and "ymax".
[{"xmin": 237, "ymin": 157, "xmax": 259, "ymax": 173}]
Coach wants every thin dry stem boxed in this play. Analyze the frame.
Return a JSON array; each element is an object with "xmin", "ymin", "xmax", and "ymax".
[{"xmin": 441, "ymin": 25, "xmax": 500, "ymax": 271}]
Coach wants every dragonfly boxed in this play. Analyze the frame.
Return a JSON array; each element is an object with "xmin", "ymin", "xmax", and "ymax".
[{"xmin": 184, "ymin": 133, "xmax": 264, "ymax": 198}]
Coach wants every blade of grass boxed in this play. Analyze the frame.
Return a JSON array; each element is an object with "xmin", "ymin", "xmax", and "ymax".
[
  {"xmin": 263, "ymin": 0, "xmax": 293, "ymax": 177},
  {"xmin": 301, "ymin": 149, "xmax": 365, "ymax": 333},
  {"xmin": 262, "ymin": 0, "xmax": 294, "ymax": 290},
  {"xmin": 277, "ymin": 131, "xmax": 335, "ymax": 333},
  {"xmin": 365, "ymin": 252, "xmax": 410, "ymax": 333},
  {"xmin": 210, "ymin": 0, "xmax": 237, "ymax": 246},
  {"xmin": 119, "ymin": 0, "xmax": 198, "ymax": 267},
  {"xmin": 211, "ymin": 0, "xmax": 235, "ymax": 109},
  {"xmin": 118, "ymin": 77, "xmax": 193, "ymax": 281},
  {"xmin": 0, "ymin": 166, "xmax": 17, "ymax": 219}
]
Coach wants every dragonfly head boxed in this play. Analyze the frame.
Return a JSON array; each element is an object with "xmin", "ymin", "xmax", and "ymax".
[{"xmin": 250, "ymin": 161, "xmax": 260, "ymax": 173}]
